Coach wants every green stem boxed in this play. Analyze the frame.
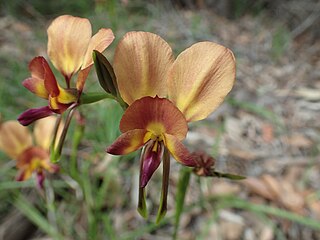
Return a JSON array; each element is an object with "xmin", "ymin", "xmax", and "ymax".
[
  {"xmin": 80, "ymin": 92, "xmax": 116, "ymax": 104},
  {"xmin": 156, "ymin": 147, "xmax": 171, "ymax": 224},
  {"xmin": 51, "ymin": 106, "xmax": 77, "ymax": 162},
  {"xmin": 49, "ymin": 116, "xmax": 62, "ymax": 162},
  {"xmin": 138, "ymin": 149, "xmax": 148, "ymax": 218},
  {"xmin": 116, "ymin": 93, "xmax": 128, "ymax": 110},
  {"xmin": 80, "ymin": 92, "xmax": 128, "ymax": 110}
]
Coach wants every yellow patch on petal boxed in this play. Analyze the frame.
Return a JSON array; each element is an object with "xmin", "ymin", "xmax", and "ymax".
[
  {"xmin": 23, "ymin": 78, "xmax": 49, "ymax": 99},
  {"xmin": 168, "ymin": 42, "xmax": 236, "ymax": 122},
  {"xmin": 16, "ymin": 147, "xmax": 50, "ymax": 180},
  {"xmin": 146, "ymin": 122, "xmax": 166, "ymax": 137},
  {"xmin": 0, "ymin": 121, "xmax": 33, "ymax": 159},
  {"xmin": 35, "ymin": 83, "xmax": 49, "ymax": 98},
  {"xmin": 56, "ymin": 87, "xmax": 78, "ymax": 104},
  {"xmin": 124, "ymin": 135, "xmax": 146, "ymax": 154},
  {"xmin": 17, "ymin": 157, "xmax": 43, "ymax": 181},
  {"xmin": 17, "ymin": 167, "xmax": 33, "ymax": 181},
  {"xmin": 143, "ymin": 131, "xmax": 153, "ymax": 143},
  {"xmin": 107, "ymin": 129, "xmax": 148, "ymax": 155},
  {"xmin": 49, "ymin": 96, "xmax": 60, "ymax": 110}
]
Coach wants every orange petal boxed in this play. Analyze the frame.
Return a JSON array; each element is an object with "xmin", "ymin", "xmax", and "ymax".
[
  {"xmin": 114, "ymin": 31, "xmax": 174, "ymax": 105},
  {"xmin": 16, "ymin": 147, "xmax": 51, "ymax": 184},
  {"xmin": 0, "ymin": 121, "xmax": 33, "ymax": 159},
  {"xmin": 23, "ymin": 77, "xmax": 48, "ymax": 99},
  {"xmin": 76, "ymin": 65, "xmax": 91, "ymax": 92},
  {"xmin": 163, "ymin": 133, "xmax": 195, "ymax": 166},
  {"xmin": 41, "ymin": 57, "xmax": 59, "ymax": 97},
  {"xmin": 23, "ymin": 56, "xmax": 58, "ymax": 98},
  {"xmin": 47, "ymin": 15, "xmax": 91, "ymax": 79},
  {"xmin": 16, "ymin": 147, "xmax": 49, "ymax": 169},
  {"xmin": 81, "ymin": 28, "xmax": 115, "ymax": 70},
  {"xmin": 107, "ymin": 129, "xmax": 148, "ymax": 155},
  {"xmin": 34, "ymin": 116, "xmax": 62, "ymax": 150},
  {"xmin": 168, "ymin": 42, "xmax": 236, "ymax": 122},
  {"xmin": 120, "ymin": 96, "xmax": 188, "ymax": 141}
]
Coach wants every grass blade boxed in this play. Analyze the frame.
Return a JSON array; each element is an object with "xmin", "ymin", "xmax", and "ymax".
[
  {"xmin": 14, "ymin": 195, "xmax": 62, "ymax": 239},
  {"xmin": 173, "ymin": 167, "xmax": 192, "ymax": 239}
]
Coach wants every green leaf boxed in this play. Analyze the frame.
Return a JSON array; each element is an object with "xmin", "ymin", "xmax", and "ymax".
[
  {"xmin": 173, "ymin": 167, "xmax": 192, "ymax": 239},
  {"xmin": 14, "ymin": 195, "xmax": 62, "ymax": 239},
  {"xmin": 216, "ymin": 196, "xmax": 320, "ymax": 231},
  {"xmin": 212, "ymin": 171, "xmax": 246, "ymax": 180},
  {"xmin": 93, "ymin": 50, "xmax": 118, "ymax": 96},
  {"xmin": 49, "ymin": 116, "xmax": 62, "ymax": 163},
  {"xmin": 0, "ymin": 180, "xmax": 35, "ymax": 190}
]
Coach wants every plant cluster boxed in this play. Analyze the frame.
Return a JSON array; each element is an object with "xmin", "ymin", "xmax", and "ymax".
[{"xmin": 0, "ymin": 15, "xmax": 242, "ymax": 229}]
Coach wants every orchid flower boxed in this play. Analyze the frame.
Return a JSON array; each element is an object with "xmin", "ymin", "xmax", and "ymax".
[
  {"xmin": 18, "ymin": 15, "xmax": 114, "ymax": 126},
  {"xmin": 0, "ymin": 116, "xmax": 62, "ymax": 188},
  {"xmin": 106, "ymin": 31, "xmax": 236, "ymax": 218}
]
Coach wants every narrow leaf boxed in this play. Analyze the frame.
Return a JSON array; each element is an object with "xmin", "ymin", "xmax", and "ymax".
[
  {"xmin": 93, "ymin": 50, "xmax": 118, "ymax": 96},
  {"xmin": 173, "ymin": 166, "xmax": 191, "ymax": 239},
  {"xmin": 14, "ymin": 195, "xmax": 62, "ymax": 238},
  {"xmin": 213, "ymin": 171, "xmax": 246, "ymax": 180}
]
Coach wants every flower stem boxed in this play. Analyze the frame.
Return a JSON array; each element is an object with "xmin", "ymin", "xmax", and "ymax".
[
  {"xmin": 138, "ymin": 148, "xmax": 148, "ymax": 218},
  {"xmin": 51, "ymin": 105, "xmax": 77, "ymax": 162},
  {"xmin": 156, "ymin": 147, "xmax": 170, "ymax": 224}
]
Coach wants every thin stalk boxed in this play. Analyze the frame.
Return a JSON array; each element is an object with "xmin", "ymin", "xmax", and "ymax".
[
  {"xmin": 51, "ymin": 105, "xmax": 77, "ymax": 162},
  {"xmin": 156, "ymin": 147, "xmax": 170, "ymax": 223},
  {"xmin": 50, "ymin": 116, "xmax": 62, "ymax": 162},
  {"xmin": 138, "ymin": 148, "xmax": 148, "ymax": 218}
]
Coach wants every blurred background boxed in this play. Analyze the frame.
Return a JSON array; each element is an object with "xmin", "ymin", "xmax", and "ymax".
[{"xmin": 0, "ymin": 0, "xmax": 319, "ymax": 239}]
